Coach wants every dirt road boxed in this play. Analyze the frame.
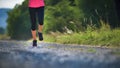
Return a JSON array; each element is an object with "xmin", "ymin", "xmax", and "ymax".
[{"xmin": 0, "ymin": 40, "xmax": 120, "ymax": 68}]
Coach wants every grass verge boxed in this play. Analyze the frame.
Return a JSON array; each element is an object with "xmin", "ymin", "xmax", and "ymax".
[
  {"xmin": 44, "ymin": 28, "xmax": 120, "ymax": 48},
  {"xmin": 0, "ymin": 34, "xmax": 10, "ymax": 40}
]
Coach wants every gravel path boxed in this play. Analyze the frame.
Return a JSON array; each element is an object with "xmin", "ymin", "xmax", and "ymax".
[{"xmin": 0, "ymin": 40, "xmax": 120, "ymax": 68}]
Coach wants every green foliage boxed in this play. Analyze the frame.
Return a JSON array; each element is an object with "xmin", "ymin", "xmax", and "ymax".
[
  {"xmin": 7, "ymin": 0, "xmax": 31, "ymax": 40},
  {"xmin": 44, "ymin": 0, "xmax": 84, "ymax": 33},
  {"xmin": 44, "ymin": 24, "xmax": 120, "ymax": 47},
  {"xmin": 7, "ymin": 0, "xmax": 119, "ymax": 40},
  {"xmin": 44, "ymin": 0, "xmax": 119, "ymax": 33},
  {"xmin": 76, "ymin": 0, "xmax": 118, "ymax": 28}
]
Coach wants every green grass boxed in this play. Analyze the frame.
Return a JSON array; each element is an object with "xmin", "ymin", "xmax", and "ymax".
[
  {"xmin": 44, "ymin": 24, "xmax": 120, "ymax": 48},
  {"xmin": 0, "ymin": 34, "xmax": 10, "ymax": 40},
  {"xmin": 87, "ymin": 48, "xmax": 96, "ymax": 53}
]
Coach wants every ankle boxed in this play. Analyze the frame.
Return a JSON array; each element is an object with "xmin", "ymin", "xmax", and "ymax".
[
  {"xmin": 33, "ymin": 39, "xmax": 36, "ymax": 42},
  {"xmin": 38, "ymin": 31, "xmax": 42, "ymax": 33}
]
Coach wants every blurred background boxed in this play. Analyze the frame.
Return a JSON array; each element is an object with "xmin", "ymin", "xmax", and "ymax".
[
  {"xmin": 0, "ymin": 0, "xmax": 24, "ymax": 39},
  {"xmin": 0, "ymin": 0, "xmax": 120, "ymax": 47}
]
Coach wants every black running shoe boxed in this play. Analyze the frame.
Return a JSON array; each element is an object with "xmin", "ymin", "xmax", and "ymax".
[
  {"xmin": 33, "ymin": 40, "xmax": 37, "ymax": 47},
  {"xmin": 38, "ymin": 32, "xmax": 43, "ymax": 41}
]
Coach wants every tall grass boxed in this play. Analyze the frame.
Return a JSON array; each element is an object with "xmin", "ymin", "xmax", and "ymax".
[
  {"xmin": 0, "ymin": 34, "xmax": 10, "ymax": 40},
  {"xmin": 44, "ymin": 21, "xmax": 120, "ymax": 47}
]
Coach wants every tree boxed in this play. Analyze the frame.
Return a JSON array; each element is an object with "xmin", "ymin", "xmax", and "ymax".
[
  {"xmin": 44, "ymin": 0, "xmax": 84, "ymax": 33},
  {"xmin": 7, "ymin": 0, "xmax": 119, "ymax": 40},
  {"xmin": 75, "ymin": 0, "xmax": 119, "ymax": 28},
  {"xmin": 7, "ymin": 0, "xmax": 31, "ymax": 40},
  {"xmin": 115, "ymin": 0, "xmax": 120, "ymax": 27}
]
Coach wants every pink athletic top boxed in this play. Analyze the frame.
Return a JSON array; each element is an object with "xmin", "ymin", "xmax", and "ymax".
[{"xmin": 29, "ymin": 0, "xmax": 45, "ymax": 8}]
